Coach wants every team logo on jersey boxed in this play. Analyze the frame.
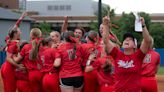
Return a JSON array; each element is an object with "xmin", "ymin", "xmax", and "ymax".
[
  {"xmin": 143, "ymin": 54, "xmax": 151, "ymax": 63},
  {"xmin": 117, "ymin": 60, "xmax": 135, "ymax": 68},
  {"xmin": 67, "ymin": 49, "xmax": 77, "ymax": 60}
]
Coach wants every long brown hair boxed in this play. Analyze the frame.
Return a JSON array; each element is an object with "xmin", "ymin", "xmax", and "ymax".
[
  {"xmin": 29, "ymin": 28, "xmax": 42, "ymax": 60},
  {"xmin": 8, "ymin": 27, "xmax": 18, "ymax": 40}
]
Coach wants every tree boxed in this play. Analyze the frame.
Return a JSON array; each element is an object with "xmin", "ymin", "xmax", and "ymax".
[
  {"xmin": 90, "ymin": 5, "xmax": 116, "ymax": 32},
  {"xmin": 32, "ymin": 21, "xmax": 52, "ymax": 37},
  {"xmin": 115, "ymin": 12, "xmax": 151, "ymax": 43},
  {"xmin": 149, "ymin": 23, "xmax": 164, "ymax": 48}
]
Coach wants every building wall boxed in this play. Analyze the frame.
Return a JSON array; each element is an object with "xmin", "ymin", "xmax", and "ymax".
[
  {"xmin": 0, "ymin": 0, "xmax": 19, "ymax": 9},
  {"xmin": 26, "ymin": 0, "xmax": 94, "ymax": 16},
  {"xmin": 0, "ymin": 20, "xmax": 31, "ymax": 47}
]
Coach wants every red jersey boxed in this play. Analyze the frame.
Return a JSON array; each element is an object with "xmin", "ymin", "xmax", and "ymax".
[
  {"xmin": 37, "ymin": 46, "xmax": 48, "ymax": 69},
  {"xmin": 92, "ymin": 56, "xmax": 115, "ymax": 85},
  {"xmin": 142, "ymin": 50, "xmax": 160, "ymax": 77},
  {"xmin": 81, "ymin": 43, "xmax": 103, "ymax": 67},
  {"xmin": 58, "ymin": 42, "xmax": 83, "ymax": 78},
  {"xmin": 4, "ymin": 41, "xmax": 19, "ymax": 69},
  {"xmin": 20, "ymin": 44, "xmax": 40, "ymax": 70},
  {"xmin": 7, "ymin": 41, "xmax": 19, "ymax": 55},
  {"xmin": 40, "ymin": 47, "xmax": 60, "ymax": 73},
  {"xmin": 15, "ymin": 51, "xmax": 29, "ymax": 80},
  {"xmin": 110, "ymin": 47, "xmax": 145, "ymax": 92}
]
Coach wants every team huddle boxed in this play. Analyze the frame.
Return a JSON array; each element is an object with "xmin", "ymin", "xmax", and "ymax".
[{"xmin": 0, "ymin": 14, "xmax": 160, "ymax": 92}]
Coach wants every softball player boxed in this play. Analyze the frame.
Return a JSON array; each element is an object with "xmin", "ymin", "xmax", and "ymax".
[
  {"xmin": 12, "ymin": 28, "xmax": 43, "ymax": 92},
  {"xmin": 82, "ymin": 31, "xmax": 103, "ymax": 92},
  {"xmin": 85, "ymin": 46, "xmax": 115, "ymax": 92},
  {"xmin": 54, "ymin": 31, "xmax": 84, "ymax": 92},
  {"xmin": 102, "ymin": 16, "xmax": 151, "ymax": 92},
  {"xmin": 40, "ymin": 37, "xmax": 61, "ymax": 92},
  {"xmin": 141, "ymin": 38, "xmax": 160, "ymax": 92},
  {"xmin": 14, "ymin": 41, "xmax": 32, "ymax": 92},
  {"xmin": 1, "ymin": 27, "xmax": 22, "ymax": 92}
]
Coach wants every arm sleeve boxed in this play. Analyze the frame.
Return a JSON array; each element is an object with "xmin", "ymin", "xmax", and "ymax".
[
  {"xmin": 54, "ymin": 48, "xmax": 62, "ymax": 59},
  {"xmin": 136, "ymin": 49, "xmax": 146, "ymax": 62},
  {"xmin": 110, "ymin": 47, "xmax": 120, "ymax": 59},
  {"xmin": 81, "ymin": 45, "xmax": 90, "ymax": 67},
  {"xmin": 7, "ymin": 43, "xmax": 19, "ymax": 54}
]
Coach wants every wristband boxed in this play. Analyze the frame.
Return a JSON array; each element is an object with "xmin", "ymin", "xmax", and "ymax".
[
  {"xmin": 86, "ymin": 60, "xmax": 91, "ymax": 66},
  {"xmin": 142, "ymin": 24, "xmax": 146, "ymax": 28}
]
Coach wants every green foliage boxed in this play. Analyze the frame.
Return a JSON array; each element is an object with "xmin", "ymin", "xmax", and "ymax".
[
  {"xmin": 90, "ymin": 4, "xmax": 152, "ymax": 44},
  {"xmin": 32, "ymin": 21, "xmax": 52, "ymax": 37},
  {"xmin": 90, "ymin": 5, "xmax": 115, "ymax": 31},
  {"xmin": 38, "ymin": 21, "xmax": 51, "ymax": 34},
  {"xmin": 90, "ymin": 21, "xmax": 99, "ymax": 32},
  {"xmin": 149, "ymin": 23, "xmax": 164, "ymax": 48},
  {"xmin": 115, "ymin": 12, "xmax": 151, "ymax": 43}
]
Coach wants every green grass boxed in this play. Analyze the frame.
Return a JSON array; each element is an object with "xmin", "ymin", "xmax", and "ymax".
[{"xmin": 157, "ymin": 67, "xmax": 164, "ymax": 75}]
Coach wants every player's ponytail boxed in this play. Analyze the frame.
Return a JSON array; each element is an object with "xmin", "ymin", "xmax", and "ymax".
[
  {"xmin": 29, "ymin": 28, "xmax": 42, "ymax": 60},
  {"xmin": 64, "ymin": 31, "xmax": 77, "ymax": 60}
]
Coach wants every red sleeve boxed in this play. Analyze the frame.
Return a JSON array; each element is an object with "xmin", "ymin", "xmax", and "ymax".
[
  {"xmin": 136, "ymin": 49, "xmax": 146, "ymax": 61},
  {"xmin": 20, "ymin": 45, "xmax": 27, "ymax": 57},
  {"xmin": 81, "ymin": 45, "xmax": 90, "ymax": 66},
  {"xmin": 55, "ymin": 51, "xmax": 61, "ymax": 58},
  {"xmin": 54, "ymin": 48, "xmax": 61, "ymax": 58},
  {"xmin": 110, "ymin": 47, "xmax": 120, "ymax": 59},
  {"xmin": 7, "ymin": 43, "xmax": 19, "ymax": 54}
]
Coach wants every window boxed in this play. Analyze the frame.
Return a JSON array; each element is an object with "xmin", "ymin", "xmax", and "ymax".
[
  {"xmin": 59, "ymin": 5, "xmax": 65, "ymax": 10},
  {"xmin": 47, "ymin": 5, "xmax": 53, "ymax": 10},
  {"xmin": 66, "ymin": 5, "xmax": 71, "ymax": 11},
  {"xmin": 54, "ymin": 5, "xmax": 59, "ymax": 10},
  {"xmin": 47, "ymin": 5, "xmax": 71, "ymax": 11}
]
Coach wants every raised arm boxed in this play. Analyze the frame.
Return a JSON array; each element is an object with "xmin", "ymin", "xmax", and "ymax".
[
  {"xmin": 61, "ymin": 16, "xmax": 68, "ymax": 33},
  {"xmin": 140, "ymin": 17, "xmax": 151, "ymax": 54},
  {"xmin": 14, "ymin": 12, "xmax": 27, "ymax": 28},
  {"xmin": 102, "ymin": 16, "xmax": 115, "ymax": 54}
]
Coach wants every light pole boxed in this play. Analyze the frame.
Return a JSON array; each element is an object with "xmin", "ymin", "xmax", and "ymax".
[{"xmin": 98, "ymin": 0, "xmax": 102, "ymax": 37}]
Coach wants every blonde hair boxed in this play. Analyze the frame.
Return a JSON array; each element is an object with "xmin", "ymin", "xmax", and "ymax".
[
  {"xmin": 50, "ymin": 31, "xmax": 60, "ymax": 37},
  {"xmin": 29, "ymin": 28, "xmax": 42, "ymax": 60},
  {"xmin": 30, "ymin": 28, "xmax": 42, "ymax": 38}
]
